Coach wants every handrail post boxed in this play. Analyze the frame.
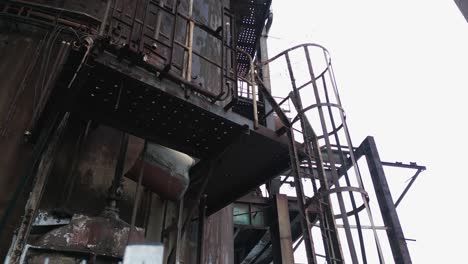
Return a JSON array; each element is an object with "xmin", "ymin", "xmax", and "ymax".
[
  {"xmin": 184, "ymin": 0, "xmax": 195, "ymax": 81},
  {"xmin": 237, "ymin": 48, "xmax": 258, "ymax": 129}
]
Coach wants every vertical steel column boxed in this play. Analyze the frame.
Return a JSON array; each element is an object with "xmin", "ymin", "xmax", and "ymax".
[
  {"xmin": 108, "ymin": 132, "xmax": 129, "ymax": 208},
  {"xmin": 196, "ymin": 195, "xmax": 207, "ymax": 264},
  {"xmin": 128, "ymin": 142, "xmax": 147, "ymax": 244},
  {"xmin": 220, "ymin": 6, "xmax": 225, "ymax": 98},
  {"xmin": 363, "ymin": 137, "xmax": 412, "ymax": 264},
  {"xmin": 175, "ymin": 199, "xmax": 185, "ymax": 264},
  {"xmin": 272, "ymin": 194, "xmax": 295, "ymax": 264}
]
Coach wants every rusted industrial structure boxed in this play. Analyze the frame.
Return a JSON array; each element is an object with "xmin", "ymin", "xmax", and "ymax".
[{"xmin": 0, "ymin": 1, "xmax": 425, "ymax": 263}]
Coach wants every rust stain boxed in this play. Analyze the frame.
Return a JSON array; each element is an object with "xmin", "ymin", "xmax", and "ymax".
[{"xmin": 36, "ymin": 214, "xmax": 145, "ymax": 257}]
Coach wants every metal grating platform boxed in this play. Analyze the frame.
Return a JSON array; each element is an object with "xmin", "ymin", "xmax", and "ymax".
[
  {"xmin": 68, "ymin": 55, "xmax": 244, "ymax": 159},
  {"xmin": 63, "ymin": 51, "xmax": 292, "ymax": 213},
  {"xmin": 190, "ymin": 126, "xmax": 292, "ymax": 214},
  {"xmin": 234, "ymin": 0, "xmax": 272, "ymax": 74}
]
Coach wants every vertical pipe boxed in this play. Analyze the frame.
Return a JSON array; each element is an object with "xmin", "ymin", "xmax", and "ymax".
[
  {"xmin": 160, "ymin": 200, "xmax": 168, "ymax": 243},
  {"xmin": 128, "ymin": 142, "xmax": 147, "ymax": 244},
  {"xmin": 250, "ymin": 59, "xmax": 258, "ymax": 129},
  {"xmin": 236, "ymin": 48, "xmax": 258, "ymax": 128},
  {"xmin": 185, "ymin": 0, "xmax": 195, "ymax": 81},
  {"xmin": 196, "ymin": 195, "xmax": 207, "ymax": 264},
  {"xmin": 220, "ymin": 7, "xmax": 225, "ymax": 97},
  {"xmin": 99, "ymin": 0, "xmax": 113, "ymax": 36},
  {"xmin": 165, "ymin": 0, "xmax": 180, "ymax": 71},
  {"xmin": 153, "ymin": 0, "xmax": 166, "ymax": 40},
  {"xmin": 128, "ymin": 0, "xmax": 141, "ymax": 48},
  {"xmin": 108, "ymin": 132, "xmax": 129, "ymax": 208},
  {"xmin": 138, "ymin": 0, "xmax": 151, "ymax": 52},
  {"xmin": 175, "ymin": 198, "xmax": 184, "ymax": 264},
  {"xmin": 62, "ymin": 120, "xmax": 92, "ymax": 208}
]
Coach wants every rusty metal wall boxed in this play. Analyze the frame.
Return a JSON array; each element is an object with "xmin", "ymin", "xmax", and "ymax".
[
  {"xmin": 190, "ymin": 0, "xmax": 231, "ymax": 95},
  {"xmin": 107, "ymin": 0, "xmax": 234, "ymax": 105},
  {"xmin": 38, "ymin": 122, "xmax": 145, "ymax": 220},
  {"xmin": 21, "ymin": 0, "xmax": 109, "ymax": 20},
  {"xmin": 1, "ymin": 1, "xmax": 239, "ymax": 261},
  {"xmin": 0, "ymin": 23, "xmax": 148, "ymax": 258},
  {"xmin": 0, "ymin": 24, "xmax": 70, "ymax": 258},
  {"xmin": 202, "ymin": 204, "xmax": 234, "ymax": 264}
]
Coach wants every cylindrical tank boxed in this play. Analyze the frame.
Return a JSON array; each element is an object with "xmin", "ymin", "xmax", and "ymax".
[{"xmin": 125, "ymin": 143, "xmax": 196, "ymax": 201}]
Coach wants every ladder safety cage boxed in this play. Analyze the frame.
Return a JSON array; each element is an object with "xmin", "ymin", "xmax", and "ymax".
[{"xmin": 255, "ymin": 43, "xmax": 387, "ymax": 264}]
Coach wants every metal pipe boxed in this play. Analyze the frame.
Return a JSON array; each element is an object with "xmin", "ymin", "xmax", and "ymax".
[
  {"xmin": 99, "ymin": 0, "xmax": 113, "ymax": 36},
  {"xmin": 185, "ymin": 0, "xmax": 194, "ymax": 81},
  {"xmin": 167, "ymin": 0, "xmax": 180, "ymax": 70},
  {"xmin": 220, "ymin": 6, "xmax": 225, "ymax": 98},
  {"xmin": 128, "ymin": 142, "xmax": 147, "ymax": 244},
  {"xmin": 138, "ymin": 0, "xmax": 151, "ymax": 52},
  {"xmin": 153, "ymin": 0, "xmax": 166, "ymax": 40},
  {"xmin": 196, "ymin": 195, "xmax": 207, "ymax": 264},
  {"xmin": 314, "ymin": 223, "xmax": 387, "ymax": 230},
  {"xmin": 62, "ymin": 120, "xmax": 92, "ymax": 207},
  {"xmin": 67, "ymin": 36, "xmax": 94, "ymax": 89},
  {"xmin": 237, "ymin": 48, "xmax": 258, "ymax": 129},
  {"xmin": 394, "ymin": 169, "xmax": 423, "ymax": 208},
  {"xmin": 128, "ymin": 0, "xmax": 141, "ymax": 48},
  {"xmin": 381, "ymin": 161, "xmax": 426, "ymax": 170},
  {"xmin": 160, "ymin": 200, "xmax": 168, "ymax": 243},
  {"xmin": 108, "ymin": 132, "xmax": 129, "ymax": 206},
  {"xmin": 175, "ymin": 198, "xmax": 184, "ymax": 264}
]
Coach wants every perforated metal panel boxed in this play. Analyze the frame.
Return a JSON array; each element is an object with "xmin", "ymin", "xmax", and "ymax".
[{"xmin": 233, "ymin": 0, "xmax": 272, "ymax": 74}]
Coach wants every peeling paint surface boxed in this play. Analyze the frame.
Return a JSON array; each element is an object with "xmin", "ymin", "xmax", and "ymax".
[{"xmin": 35, "ymin": 214, "xmax": 144, "ymax": 257}]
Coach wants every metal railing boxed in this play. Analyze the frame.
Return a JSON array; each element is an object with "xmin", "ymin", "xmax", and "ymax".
[
  {"xmin": 1, "ymin": 0, "xmax": 239, "ymax": 103},
  {"xmin": 101, "ymin": 0, "xmax": 238, "ymax": 103}
]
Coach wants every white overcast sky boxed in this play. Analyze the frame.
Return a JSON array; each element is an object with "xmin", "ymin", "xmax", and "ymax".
[{"xmin": 267, "ymin": 0, "xmax": 468, "ymax": 263}]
